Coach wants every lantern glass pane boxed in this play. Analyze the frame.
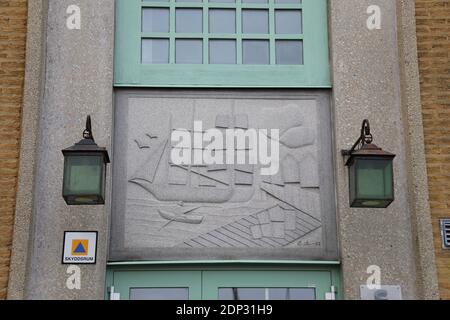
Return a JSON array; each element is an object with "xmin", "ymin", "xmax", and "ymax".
[
  {"xmin": 355, "ymin": 158, "xmax": 393, "ymax": 199},
  {"xmin": 63, "ymin": 155, "xmax": 103, "ymax": 196}
]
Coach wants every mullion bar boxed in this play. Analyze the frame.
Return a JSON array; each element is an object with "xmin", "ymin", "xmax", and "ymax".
[
  {"xmin": 169, "ymin": 0, "xmax": 176, "ymax": 63},
  {"xmin": 141, "ymin": 3, "xmax": 302, "ymax": 9},
  {"xmin": 203, "ymin": 3, "xmax": 236, "ymax": 9},
  {"xmin": 241, "ymin": 4, "xmax": 302, "ymax": 9},
  {"xmin": 206, "ymin": 34, "xmax": 243, "ymax": 39},
  {"xmin": 236, "ymin": 0, "xmax": 242, "ymax": 64},
  {"xmin": 271, "ymin": 4, "xmax": 302, "ymax": 9},
  {"xmin": 203, "ymin": 1, "xmax": 208, "ymax": 64},
  {"xmin": 142, "ymin": 3, "xmax": 172, "ymax": 8},
  {"xmin": 147, "ymin": 3, "xmax": 294, "ymax": 8},
  {"xmin": 269, "ymin": 0, "xmax": 275, "ymax": 65},
  {"xmin": 142, "ymin": 33, "xmax": 175, "ymax": 38},
  {"xmin": 273, "ymin": 34, "xmax": 304, "ymax": 40},
  {"xmin": 144, "ymin": 33, "xmax": 208, "ymax": 38},
  {"xmin": 206, "ymin": 3, "xmax": 302, "ymax": 9},
  {"xmin": 241, "ymin": 34, "xmax": 272, "ymax": 39},
  {"xmin": 142, "ymin": 3, "xmax": 203, "ymax": 8}
]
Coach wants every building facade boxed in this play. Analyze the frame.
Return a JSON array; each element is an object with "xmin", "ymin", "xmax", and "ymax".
[{"xmin": 0, "ymin": 0, "xmax": 448, "ymax": 300}]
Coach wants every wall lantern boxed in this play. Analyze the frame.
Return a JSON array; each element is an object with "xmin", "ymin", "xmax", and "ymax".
[
  {"xmin": 341, "ymin": 119, "xmax": 395, "ymax": 208},
  {"xmin": 62, "ymin": 115, "xmax": 110, "ymax": 205}
]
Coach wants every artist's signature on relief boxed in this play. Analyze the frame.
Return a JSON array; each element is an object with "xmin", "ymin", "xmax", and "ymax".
[{"xmin": 297, "ymin": 241, "xmax": 321, "ymax": 248}]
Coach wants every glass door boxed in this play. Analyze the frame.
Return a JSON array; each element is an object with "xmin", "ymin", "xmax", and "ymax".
[{"xmin": 107, "ymin": 265, "xmax": 339, "ymax": 300}]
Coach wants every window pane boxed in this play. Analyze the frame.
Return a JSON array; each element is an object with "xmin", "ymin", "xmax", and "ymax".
[
  {"xmin": 143, "ymin": 0, "xmax": 169, "ymax": 2},
  {"xmin": 176, "ymin": 39, "xmax": 203, "ymax": 64},
  {"xmin": 209, "ymin": 9, "xmax": 236, "ymax": 34},
  {"xmin": 130, "ymin": 288, "xmax": 189, "ymax": 300},
  {"xmin": 209, "ymin": 0, "xmax": 235, "ymax": 2},
  {"xmin": 142, "ymin": 39, "xmax": 169, "ymax": 64},
  {"xmin": 269, "ymin": 288, "xmax": 315, "ymax": 300},
  {"xmin": 275, "ymin": 0, "xmax": 301, "ymax": 3},
  {"xmin": 177, "ymin": 0, "xmax": 202, "ymax": 2},
  {"xmin": 142, "ymin": 8, "xmax": 169, "ymax": 33},
  {"xmin": 63, "ymin": 156, "xmax": 102, "ymax": 195},
  {"xmin": 243, "ymin": 40, "xmax": 269, "ymax": 64},
  {"xmin": 275, "ymin": 10, "xmax": 302, "ymax": 34},
  {"xmin": 276, "ymin": 40, "xmax": 303, "ymax": 64},
  {"xmin": 356, "ymin": 159, "xmax": 393, "ymax": 199},
  {"xmin": 242, "ymin": 0, "xmax": 268, "ymax": 3},
  {"xmin": 219, "ymin": 288, "xmax": 266, "ymax": 300},
  {"xmin": 218, "ymin": 288, "xmax": 316, "ymax": 300},
  {"xmin": 210, "ymin": 40, "xmax": 236, "ymax": 64},
  {"xmin": 242, "ymin": 10, "xmax": 269, "ymax": 34},
  {"xmin": 176, "ymin": 9, "xmax": 203, "ymax": 33}
]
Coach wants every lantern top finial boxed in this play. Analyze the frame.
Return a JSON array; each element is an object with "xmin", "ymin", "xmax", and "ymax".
[
  {"xmin": 360, "ymin": 119, "xmax": 373, "ymax": 145},
  {"xmin": 83, "ymin": 115, "xmax": 94, "ymax": 140}
]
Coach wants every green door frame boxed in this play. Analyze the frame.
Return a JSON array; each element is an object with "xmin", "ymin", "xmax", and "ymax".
[{"xmin": 105, "ymin": 260, "xmax": 341, "ymax": 300}]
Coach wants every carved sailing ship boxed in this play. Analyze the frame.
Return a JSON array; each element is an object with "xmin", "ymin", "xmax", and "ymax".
[{"xmin": 129, "ymin": 114, "xmax": 255, "ymax": 206}]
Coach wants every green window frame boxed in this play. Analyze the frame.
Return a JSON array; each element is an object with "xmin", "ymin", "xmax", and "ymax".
[{"xmin": 115, "ymin": 0, "xmax": 330, "ymax": 87}]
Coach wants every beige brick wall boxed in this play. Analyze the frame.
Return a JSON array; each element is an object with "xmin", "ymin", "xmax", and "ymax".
[
  {"xmin": 0, "ymin": 0, "xmax": 27, "ymax": 299},
  {"xmin": 416, "ymin": 0, "xmax": 450, "ymax": 300}
]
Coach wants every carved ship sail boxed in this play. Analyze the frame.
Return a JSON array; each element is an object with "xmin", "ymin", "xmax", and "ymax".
[{"xmin": 129, "ymin": 113, "xmax": 255, "ymax": 204}]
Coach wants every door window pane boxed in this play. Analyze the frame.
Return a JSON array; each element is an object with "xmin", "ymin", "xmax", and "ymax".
[
  {"xmin": 209, "ymin": 40, "xmax": 236, "ymax": 64},
  {"xmin": 130, "ymin": 288, "xmax": 189, "ymax": 300},
  {"xmin": 275, "ymin": 10, "xmax": 302, "ymax": 34},
  {"xmin": 176, "ymin": 39, "xmax": 203, "ymax": 64},
  {"xmin": 276, "ymin": 40, "xmax": 303, "ymax": 64},
  {"xmin": 142, "ymin": 39, "xmax": 169, "ymax": 64},
  {"xmin": 242, "ymin": 10, "xmax": 269, "ymax": 34},
  {"xmin": 269, "ymin": 288, "xmax": 315, "ymax": 300},
  {"xmin": 218, "ymin": 288, "xmax": 315, "ymax": 300},
  {"xmin": 219, "ymin": 288, "xmax": 265, "ymax": 300},
  {"xmin": 243, "ymin": 40, "xmax": 269, "ymax": 64},
  {"xmin": 142, "ymin": 8, "xmax": 170, "ymax": 33},
  {"xmin": 176, "ymin": 9, "xmax": 203, "ymax": 33},
  {"xmin": 275, "ymin": 0, "xmax": 301, "ymax": 3},
  {"xmin": 209, "ymin": 9, "xmax": 236, "ymax": 34}
]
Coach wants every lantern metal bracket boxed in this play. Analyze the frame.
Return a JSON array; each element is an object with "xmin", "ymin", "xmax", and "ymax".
[{"xmin": 341, "ymin": 119, "xmax": 373, "ymax": 157}]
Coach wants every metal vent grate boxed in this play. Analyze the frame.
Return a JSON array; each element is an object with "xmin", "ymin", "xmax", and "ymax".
[{"xmin": 440, "ymin": 219, "xmax": 450, "ymax": 249}]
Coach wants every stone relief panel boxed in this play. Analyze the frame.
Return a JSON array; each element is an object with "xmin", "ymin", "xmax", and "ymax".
[{"xmin": 111, "ymin": 91, "xmax": 337, "ymax": 260}]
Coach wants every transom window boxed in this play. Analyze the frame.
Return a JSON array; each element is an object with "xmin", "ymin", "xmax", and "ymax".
[
  {"xmin": 140, "ymin": 0, "xmax": 304, "ymax": 65},
  {"xmin": 115, "ymin": 0, "xmax": 329, "ymax": 87}
]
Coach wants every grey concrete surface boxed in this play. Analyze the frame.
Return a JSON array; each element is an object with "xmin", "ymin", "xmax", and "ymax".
[
  {"xmin": 22, "ymin": 0, "xmax": 114, "ymax": 299},
  {"xmin": 329, "ymin": 0, "xmax": 435, "ymax": 299}
]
